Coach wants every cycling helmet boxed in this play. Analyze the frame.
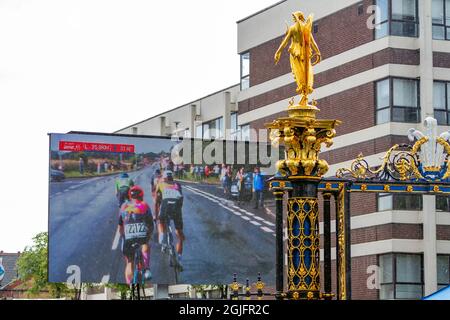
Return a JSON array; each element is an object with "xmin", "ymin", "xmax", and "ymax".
[
  {"xmin": 155, "ymin": 169, "xmax": 161, "ymax": 175},
  {"xmin": 163, "ymin": 170, "xmax": 173, "ymax": 179},
  {"xmin": 129, "ymin": 185, "xmax": 144, "ymax": 199},
  {"xmin": 120, "ymin": 173, "xmax": 129, "ymax": 178}
]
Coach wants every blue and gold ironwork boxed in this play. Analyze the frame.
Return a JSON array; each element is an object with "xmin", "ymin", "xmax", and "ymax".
[
  {"xmin": 255, "ymin": 273, "xmax": 266, "ymax": 301},
  {"xmin": 336, "ymin": 183, "xmax": 346, "ymax": 300},
  {"xmin": 230, "ymin": 273, "xmax": 240, "ymax": 300},
  {"xmin": 287, "ymin": 197, "xmax": 320, "ymax": 299},
  {"xmin": 268, "ymin": 177, "xmax": 291, "ymax": 299},
  {"xmin": 336, "ymin": 117, "xmax": 450, "ymax": 182},
  {"xmin": 229, "ymin": 273, "xmax": 271, "ymax": 300},
  {"xmin": 319, "ymin": 180, "xmax": 450, "ymax": 194}
]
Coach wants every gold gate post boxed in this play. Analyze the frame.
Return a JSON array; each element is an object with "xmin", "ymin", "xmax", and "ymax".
[{"xmin": 265, "ymin": 10, "xmax": 341, "ymax": 300}]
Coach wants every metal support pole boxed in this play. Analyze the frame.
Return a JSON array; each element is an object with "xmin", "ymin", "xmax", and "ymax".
[
  {"xmin": 334, "ymin": 191, "xmax": 340, "ymax": 300},
  {"xmin": 323, "ymin": 192, "xmax": 332, "ymax": 299},
  {"xmin": 344, "ymin": 186, "xmax": 351, "ymax": 300},
  {"xmin": 335, "ymin": 182, "xmax": 351, "ymax": 300}
]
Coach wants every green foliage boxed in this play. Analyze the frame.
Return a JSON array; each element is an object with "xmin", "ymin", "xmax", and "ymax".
[
  {"xmin": 106, "ymin": 283, "xmax": 131, "ymax": 300},
  {"xmin": 16, "ymin": 232, "xmax": 71, "ymax": 298}
]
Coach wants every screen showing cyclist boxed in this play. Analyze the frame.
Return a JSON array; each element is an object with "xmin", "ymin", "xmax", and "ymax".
[
  {"xmin": 155, "ymin": 170, "xmax": 185, "ymax": 267},
  {"xmin": 118, "ymin": 185, "xmax": 154, "ymax": 284}
]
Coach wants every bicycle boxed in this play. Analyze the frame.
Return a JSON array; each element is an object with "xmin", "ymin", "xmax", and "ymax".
[
  {"xmin": 129, "ymin": 242, "xmax": 147, "ymax": 300},
  {"xmin": 161, "ymin": 223, "xmax": 183, "ymax": 284}
]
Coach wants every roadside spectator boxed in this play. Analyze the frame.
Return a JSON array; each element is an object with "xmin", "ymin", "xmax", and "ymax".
[
  {"xmin": 220, "ymin": 164, "xmax": 227, "ymax": 181},
  {"xmin": 213, "ymin": 164, "xmax": 220, "ymax": 177},
  {"xmin": 204, "ymin": 165, "xmax": 210, "ymax": 179},
  {"xmin": 79, "ymin": 157, "xmax": 84, "ymax": 175},
  {"xmin": 222, "ymin": 167, "xmax": 232, "ymax": 199},
  {"xmin": 193, "ymin": 166, "xmax": 199, "ymax": 181},
  {"xmin": 199, "ymin": 166, "xmax": 205, "ymax": 181},
  {"xmin": 252, "ymin": 167, "xmax": 265, "ymax": 209},
  {"xmin": 235, "ymin": 167, "xmax": 245, "ymax": 204},
  {"xmin": 196, "ymin": 166, "xmax": 201, "ymax": 181}
]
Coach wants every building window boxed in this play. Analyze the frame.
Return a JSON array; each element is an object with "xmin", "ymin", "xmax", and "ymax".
[
  {"xmin": 375, "ymin": 0, "xmax": 419, "ymax": 39},
  {"xmin": 378, "ymin": 193, "xmax": 423, "ymax": 211},
  {"xmin": 230, "ymin": 112, "xmax": 240, "ymax": 140},
  {"xmin": 217, "ymin": 117, "xmax": 224, "ymax": 138},
  {"xmin": 240, "ymin": 52, "xmax": 250, "ymax": 90},
  {"xmin": 201, "ymin": 117, "xmax": 224, "ymax": 140},
  {"xmin": 437, "ymin": 255, "xmax": 450, "ymax": 289},
  {"xmin": 240, "ymin": 124, "xmax": 250, "ymax": 141},
  {"xmin": 202, "ymin": 123, "xmax": 210, "ymax": 140},
  {"xmin": 132, "ymin": 127, "xmax": 138, "ymax": 135},
  {"xmin": 436, "ymin": 195, "xmax": 450, "ymax": 211},
  {"xmin": 195, "ymin": 125, "xmax": 202, "ymax": 139},
  {"xmin": 433, "ymin": 81, "xmax": 450, "ymax": 125},
  {"xmin": 376, "ymin": 78, "xmax": 420, "ymax": 124},
  {"xmin": 379, "ymin": 253, "xmax": 423, "ymax": 299},
  {"xmin": 358, "ymin": 3, "xmax": 364, "ymax": 15},
  {"xmin": 432, "ymin": 0, "xmax": 450, "ymax": 40}
]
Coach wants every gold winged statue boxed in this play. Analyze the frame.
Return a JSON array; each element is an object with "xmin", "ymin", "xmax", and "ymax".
[{"xmin": 274, "ymin": 11, "xmax": 321, "ymax": 106}]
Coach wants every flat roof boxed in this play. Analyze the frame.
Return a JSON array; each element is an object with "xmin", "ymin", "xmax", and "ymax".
[
  {"xmin": 236, "ymin": 0, "xmax": 287, "ymax": 24},
  {"xmin": 115, "ymin": 83, "xmax": 239, "ymax": 133}
]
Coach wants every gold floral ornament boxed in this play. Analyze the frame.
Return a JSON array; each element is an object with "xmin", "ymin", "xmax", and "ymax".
[
  {"xmin": 336, "ymin": 145, "xmax": 423, "ymax": 181},
  {"xmin": 267, "ymin": 118, "xmax": 340, "ymax": 178},
  {"xmin": 337, "ymin": 117, "xmax": 450, "ymax": 182}
]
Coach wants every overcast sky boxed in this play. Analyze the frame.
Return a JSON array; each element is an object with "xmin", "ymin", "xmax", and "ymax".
[{"xmin": 0, "ymin": 0, "xmax": 277, "ymax": 252}]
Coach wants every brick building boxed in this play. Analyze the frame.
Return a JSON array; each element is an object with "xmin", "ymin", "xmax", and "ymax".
[{"xmin": 118, "ymin": 0, "xmax": 450, "ymax": 299}]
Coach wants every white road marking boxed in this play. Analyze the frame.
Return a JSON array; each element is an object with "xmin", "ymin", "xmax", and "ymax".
[
  {"xmin": 184, "ymin": 185, "xmax": 277, "ymax": 232},
  {"xmin": 263, "ymin": 221, "xmax": 276, "ymax": 227},
  {"xmin": 240, "ymin": 210, "xmax": 255, "ymax": 217},
  {"xmin": 261, "ymin": 226, "xmax": 274, "ymax": 233},
  {"xmin": 111, "ymin": 229, "xmax": 121, "ymax": 250},
  {"xmin": 55, "ymin": 192, "xmax": 62, "ymax": 196},
  {"xmin": 253, "ymin": 216, "xmax": 265, "ymax": 221}
]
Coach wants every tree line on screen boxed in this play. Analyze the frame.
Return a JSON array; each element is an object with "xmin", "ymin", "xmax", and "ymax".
[{"xmin": 50, "ymin": 150, "xmax": 170, "ymax": 175}]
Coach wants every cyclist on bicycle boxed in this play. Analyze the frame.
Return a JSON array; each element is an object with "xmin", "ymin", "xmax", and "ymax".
[
  {"xmin": 115, "ymin": 173, "xmax": 134, "ymax": 207},
  {"xmin": 118, "ymin": 185, "xmax": 154, "ymax": 283},
  {"xmin": 150, "ymin": 168, "xmax": 162, "ymax": 200},
  {"xmin": 155, "ymin": 170, "xmax": 185, "ymax": 267}
]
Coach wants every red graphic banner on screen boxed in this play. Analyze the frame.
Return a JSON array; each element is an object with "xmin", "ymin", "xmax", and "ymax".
[{"xmin": 59, "ymin": 141, "xmax": 135, "ymax": 153}]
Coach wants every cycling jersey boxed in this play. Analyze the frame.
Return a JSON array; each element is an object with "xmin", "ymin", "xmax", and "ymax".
[
  {"xmin": 119, "ymin": 200, "xmax": 153, "ymax": 240},
  {"xmin": 116, "ymin": 177, "xmax": 134, "ymax": 192},
  {"xmin": 150, "ymin": 175, "xmax": 162, "ymax": 193},
  {"xmin": 119, "ymin": 199, "xmax": 154, "ymax": 260},
  {"xmin": 156, "ymin": 181, "xmax": 183, "ymax": 230}
]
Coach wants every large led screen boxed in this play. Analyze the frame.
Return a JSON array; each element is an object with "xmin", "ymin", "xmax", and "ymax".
[{"xmin": 49, "ymin": 132, "xmax": 278, "ymax": 285}]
